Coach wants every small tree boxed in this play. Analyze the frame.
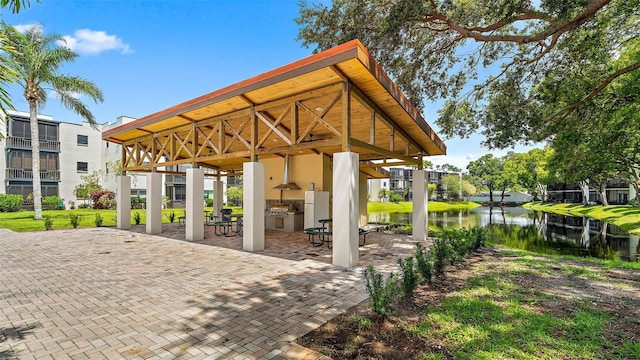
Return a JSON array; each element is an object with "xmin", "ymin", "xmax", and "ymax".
[
  {"xmin": 226, "ymin": 186, "xmax": 243, "ymax": 206},
  {"xmin": 378, "ymin": 188, "xmax": 390, "ymax": 202},
  {"xmin": 441, "ymin": 174, "xmax": 462, "ymax": 201},
  {"xmin": 427, "ymin": 183, "xmax": 436, "ymax": 200},
  {"xmin": 74, "ymin": 171, "xmax": 103, "ymax": 204}
]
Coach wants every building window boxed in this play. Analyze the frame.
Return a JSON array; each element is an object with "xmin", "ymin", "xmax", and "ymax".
[
  {"xmin": 77, "ymin": 162, "xmax": 88, "ymax": 172},
  {"xmin": 77, "ymin": 135, "xmax": 88, "ymax": 146}
]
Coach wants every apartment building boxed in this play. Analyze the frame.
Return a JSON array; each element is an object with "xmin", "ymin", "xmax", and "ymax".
[
  {"xmin": 368, "ymin": 167, "xmax": 456, "ymax": 201},
  {"xmin": 1, "ymin": 110, "xmax": 103, "ymax": 205},
  {"xmin": 2, "ymin": 111, "xmax": 229, "ymax": 209},
  {"xmin": 547, "ymin": 180, "xmax": 636, "ymax": 205}
]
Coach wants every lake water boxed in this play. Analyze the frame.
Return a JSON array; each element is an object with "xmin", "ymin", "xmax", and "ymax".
[{"xmin": 369, "ymin": 207, "xmax": 639, "ymax": 261}]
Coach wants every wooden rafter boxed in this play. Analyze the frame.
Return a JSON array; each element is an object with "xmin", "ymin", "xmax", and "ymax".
[
  {"xmin": 256, "ymin": 108, "xmax": 292, "ymax": 147},
  {"xmin": 296, "ymin": 90, "xmax": 342, "ymax": 143},
  {"xmin": 195, "ymin": 124, "xmax": 220, "ymax": 156},
  {"xmin": 222, "ymin": 116, "xmax": 251, "ymax": 153}
]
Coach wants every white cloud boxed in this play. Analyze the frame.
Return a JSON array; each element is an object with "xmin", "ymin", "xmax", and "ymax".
[
  {"xmin": 49, "ymin": 90, "xmax": 81, "ymax": 100},
  {"xmin": 13, "ymin": 23, "xmax": 43, "ymax": 32},
  {"xmin": 59, "ymin": 29, "xmax": 132, "ymax": 56},
  {"xmin": 466, "ymin": 153, "xmax": 476, "ymax": 160}
]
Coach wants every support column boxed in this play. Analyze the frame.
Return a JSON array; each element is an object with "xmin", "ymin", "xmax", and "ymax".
[
  {"xmin": 412, "ymin": 169, "xmax": 427, "ymax": 241},
  {"xmin": 186, "ymin": 168, "xmax": 204, "ymax": 241},
  {"xmin": 333, "ymin": 152, "xmax": 359, "ymax": 267},
  {"xmin": 243, "ymin": 161, "xmax": 265, "ymax": 252},
  {"xmin": 116, "ymin": 175, "xmax": 131, "ymax": 229},
  {"xmin": 146, "ymin": 172, "xmax": 162, "ymax": 234},
  {"xmin": 213, "ymin": 180, "xmax": 224, "ymax": 217}
]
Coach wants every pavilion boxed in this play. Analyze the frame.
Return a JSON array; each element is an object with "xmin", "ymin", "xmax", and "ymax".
[{"xmin": 102, "ymin": 39, "xmax": 446, "ymax": 267}]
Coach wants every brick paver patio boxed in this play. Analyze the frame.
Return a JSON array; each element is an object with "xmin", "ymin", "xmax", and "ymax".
[{"xmin": 0, "ymin": 224, "xmax": 423, "ymax": 359}]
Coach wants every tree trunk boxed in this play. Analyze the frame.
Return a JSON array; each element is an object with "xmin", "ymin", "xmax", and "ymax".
[
  {"xmin": 488, "ymin": 184, "xmax": 494, "ymax": 203},
  {"xmin": 536, "ymin": 183, "xmax": 548, "ymax": 202},
  {"xmin": 631, "ymin": 169, "xmax": 640, "ymax": 207},
  {"xmin": 500, "ymin": 188, "xmax": 506, "ymax": 203},
  {"xmin": 599, "ymin": 182, "xmax": 608, "ymax": 206},
  {"xmin": 578, "ymin": 180, "xmax": 590, "ymax": 206},
  {"xmin": 29, "ymin": 101, "xmax": 42, "ymax": 220}
]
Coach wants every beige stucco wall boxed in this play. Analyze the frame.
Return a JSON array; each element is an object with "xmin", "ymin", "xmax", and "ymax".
[
  {"xmin": 262, "ymin": 154, "xmax": 329, "ymax": 201},
  {"xmin": 260, "ymin": 152, "xmax": 368, "ymax": 224}
]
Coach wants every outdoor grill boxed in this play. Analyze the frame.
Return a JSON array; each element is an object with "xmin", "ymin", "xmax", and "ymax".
[
  {"xmin": 265, "ymin": 203, "xmax": 303, "ymax": 232},
  {"xmin": 268, "ymin": 203, "xmax": 293, "ymax": 217}
]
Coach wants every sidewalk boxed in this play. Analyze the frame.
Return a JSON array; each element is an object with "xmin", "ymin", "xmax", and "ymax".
[{"xmin": 1, "ymin": 227, "xmax": 420, "ymax": 359}]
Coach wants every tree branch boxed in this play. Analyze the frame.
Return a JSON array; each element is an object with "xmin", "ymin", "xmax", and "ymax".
[
  {"xmin": 466, "ymin": 10, "xmax": 556, "ymax": 33},
  {"xmin": 547, "ymin": 60, "xmax": 640, "ymax": 122},
  {"xmin": 427, "ymin": 0, "xmax": 612, "ymax": 45}
]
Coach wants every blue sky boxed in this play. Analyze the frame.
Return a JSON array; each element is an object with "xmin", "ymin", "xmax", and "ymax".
[{"xmin": 1, "ymin": 0, "xmax": 539, "ymax": 170}]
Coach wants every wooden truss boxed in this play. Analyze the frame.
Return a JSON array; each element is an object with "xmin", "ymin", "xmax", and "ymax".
[{"xmin": 121, "ymin": 81, "xmax": 428, "ymax": 175}]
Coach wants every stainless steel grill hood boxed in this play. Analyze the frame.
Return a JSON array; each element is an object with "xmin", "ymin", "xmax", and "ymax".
[{"xmin": 273, "ymin": 154, "xmax": 301, "ymax": 190}]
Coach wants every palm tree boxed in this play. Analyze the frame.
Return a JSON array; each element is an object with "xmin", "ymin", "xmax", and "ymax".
[
  {"xmin": 0, "ymin": 33, "xmax": 17, "ymax": 115},
  {"xmin": 3, "ymin": 25, "xmax": 103, "ymax": 219}
]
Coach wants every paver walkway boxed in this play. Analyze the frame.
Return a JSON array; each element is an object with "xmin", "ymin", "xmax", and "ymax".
[{"xmin": 0, "ymin": 226, "xmax": 422, "ymax": 359}]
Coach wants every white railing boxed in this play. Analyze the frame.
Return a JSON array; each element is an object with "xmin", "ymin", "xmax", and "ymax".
[
  {"xmin": 6, "ymin": 136, "xmax": 60, "ymax": 151},
  {"xmin": 5, "ymin": 168, "xmax": 60, "ymax": 180}
]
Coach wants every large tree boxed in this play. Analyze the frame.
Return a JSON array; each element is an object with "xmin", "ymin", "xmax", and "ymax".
[
  {"xmin": 3, "ymin": 25, "xmax": 103, "ymax": 219},
  {"xmin": 297, "ymin": 0, "xmax": 639, "ymax": 148},
  {"xmin": 467, "ymin": 154, "xmax": 502, "ymax": 203}
]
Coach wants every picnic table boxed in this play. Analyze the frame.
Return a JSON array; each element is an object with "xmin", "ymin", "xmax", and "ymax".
[{"xmin": 304, "ymin": 219, "xmax": 369, "ymax": 248}]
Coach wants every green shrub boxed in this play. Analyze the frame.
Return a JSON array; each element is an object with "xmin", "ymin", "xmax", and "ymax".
[
  {"xmin": 131, "ymin": 196, "xmax": 145, "ymax": 209},
  {"xmin": 364, "ymin": 265, "xmax": 397, "ymax": 316},
  {"xmin": 166, "ymin": 211, "xmax": 176, "ymax": 223},
  {"xmin": 78, "ymin": 203, "xmax": 91, "ymax": 209},
  {"xmin": 43, "ymin": 216, "xmax": 54, "ymax": 230},
  {"xmin": 432, "ymin": 236, "xmax": 451, "ymax": 274},
  {"xmin": 390, "ymin": 193, "xmax": 404, "ymax": 203},
  {"xmin": 414, "ymin": 243, "xmax": 433, "ymax": 283},
  {"xmin": 446, "ymin": 229, "xmax": 470, "ymax": 264},
  {"xmin": 470, "ymin": 227, "xmax": 488, "ymax": 250},
  {"xmin": 134, "ymin": 212, "xmax": 141, "ymax": 225},
  {"xmin": 42, "ymin": 195, "xmax": 63, "ymax": 210},
  {"xmin": 0, "ymin": 194, "xmax": 23, "ymax": 212},
  {"xmin": 69, "ymin": 214, "xmax": 80, "ymax": 229},
  {"xmin": 397, "ymin": 256, "xmax": 419, "ymax": 298},
  {"xmin": 205, "ymin": 198, "xmax": 214, "ymax": 207},
  {"xmin": 94, "ymin": 213, "xmax": 104, "ymax": 227}
]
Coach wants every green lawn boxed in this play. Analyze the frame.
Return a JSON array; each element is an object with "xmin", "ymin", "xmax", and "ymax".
[
  {"xmin": 0, "ymin": 206, "xmax": 243, "ymax": 232},
  {"xmin": 524, "ymin": 202, "xmax": 640, "ymax": 235},
  {"xmin": 1, "ymin": 202, "xmax": 476, "ymax": 232},
  {"xmin": 367, "ymin": 201, "xmax": 480, "ymax": 213}
]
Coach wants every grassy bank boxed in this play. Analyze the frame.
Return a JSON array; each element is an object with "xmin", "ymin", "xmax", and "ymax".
[
  {"xmin": 300, "ymin": 247, "xmax": 640, "ymax": 359},
  {"xmin": 524, "ymin": 202, "xmax": 640, "ymax": 235},
  {"xmin": 368, "ymin": 201, "xmax": 480, "ymax": 213},
  {"xmin": 0, "ymin": 206, "xmax": 243, "ymax": 232}
]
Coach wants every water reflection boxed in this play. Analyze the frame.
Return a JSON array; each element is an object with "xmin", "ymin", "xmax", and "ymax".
[{"xmin": 368, "ymin": 207, "xmax": 639, "ymax": 261}]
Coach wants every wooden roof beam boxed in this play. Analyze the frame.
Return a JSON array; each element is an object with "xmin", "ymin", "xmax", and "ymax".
[
  {"xmin": 350, "ymin": 138, "xmax": 418, "ymax": 165},
  {"xmin": 350, "ymin": 85, "xmax": 427, "ymax": 155}
]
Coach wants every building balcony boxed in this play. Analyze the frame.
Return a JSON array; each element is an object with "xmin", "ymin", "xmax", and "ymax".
[
  {"xmin": 6, "ymin": 136, "xmax": 60, "ymax": 152},
  {"xmin": 5, "ymin": 168, "xmax": 60, "ymax": 181}
]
